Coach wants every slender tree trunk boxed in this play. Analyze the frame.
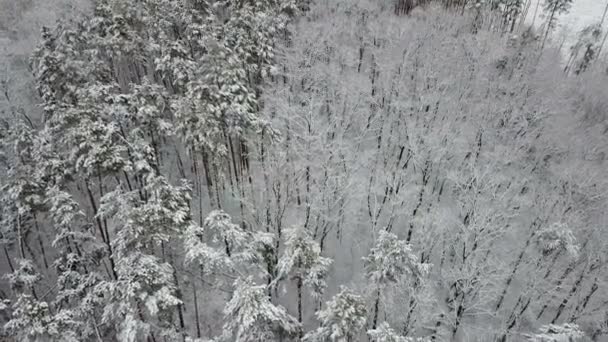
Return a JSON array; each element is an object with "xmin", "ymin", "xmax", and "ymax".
[
  {"xmin": 357, "ymin": 44, "xmax": 364, "ymax": 73},
  {"xmin": 372, "ymin": 288, "xmax": 381, "ymax": 330},
  {"xmin": 594, "ymin": 0, "xmax": 608, "ymax": 60},
  {"xmin": 408, "ymin": 162, "xmax": 429, "ymax": 243},
  {"xmin": 297, "ymin": 276, "xmax": 303, "ymax": 338},
  {"xmin": 495, "ymin": 221, "xmax": 537, "ymax": 311},
  {"xmin": 168, "ymin": 250, "xmax": 186, "ymax": 336},
  {"xmin": 3, "ymin": 246, "xmax": 14, "ymax": 273},
  {"xmin": 537, "ymin": 261, "xmax": 576, "ymax": 319},
  {"xmin": 541, "ymin": 7, "xmax": 557, "ymax": 50},
  {"xmin": 192, "ymin": 279, "xmax": 201, "ymax": 338},
  {"xmin": 551, "ymin": 263, "xmax": 596, "ymax": 323},
  {"xmin": 16, "ymin": 214, "xmax": 25, "ymax": 260},
  {"xmin": 597, "ymin": 29, "xmax": 608, "ymax": 61},
  {"xmin": 570, "ymin": 279, "xmax": 599, "ymax": 321},
  {"xmin": 85, "ymin": 179, "xmax": 118, "ymax": 280},
  {"xmin": 600, "ymin": 0, "xmax": 608, "ymax": 27},
  {"xmin": 402, "ymin": 288, "xmax": 419, "ymax": 336},
  {"xmin": 451, "ymin": 293, "xmax": 465, "ymax": 339},
  {"xmin": 32, "ymin": 214, "xmax": 48, "ymax": 269},
  {"xmin": 200, "ymin": 148, "xmax": 217, "ymax": 210},
  {"xmin": 499, "ymin": 294, "xmax": 533, "ymax": 341},
  {"xmin": 303, "ymin": 116, "xmax": 312, "ymax": 230},
  {"xmin": 530, "ymin": 0, "xmax": 541, "ymax": 28},
  {"xmin": 520, "ymin": 0, "xmax": 532, "ymax": 30}
]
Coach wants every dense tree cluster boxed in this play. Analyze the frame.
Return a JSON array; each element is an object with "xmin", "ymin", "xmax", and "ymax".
[{"xmin": 0, "ymin": 0, "xmax": 608, "ymax": 341}]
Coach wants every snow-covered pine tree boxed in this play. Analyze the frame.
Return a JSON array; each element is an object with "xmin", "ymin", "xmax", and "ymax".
[
  {"xmin": 276, "ymin": 226, "xmax": 332, "ymax": 323},
  {"xmin": 184, "ymin": 209, "xmax": 275, "ymax": 300},
  {"xmin": 47, "ymin": 186, "xmax": 107, "ymax": 341},
  {"xmin": 3, "ymin": 259, "xmax": 58, "ymax": 341},
  {"xmin": 0, "ymin": 121, "xmax": 48, "ymax": 269},
  {"xmin": 363, "ymin": 230, "xmax": 430, "ymax": 330},
  {"xmin": 207, "ymin": 210, "xmax": 271, "ymax": 268},
  {"xmin": 304, "ymin": 286, "xmax": 368, "ymax": 342},
  {"xmin": 31, "ymin": 20, "xmax": 131, "ymax": 280},
  {"xmin": 96, "ymin": 174, "xmax": 191, "ymax": 341},
  {"xmin": 183, "ymin": 210, "xmax": 281, "ymax": 340},
  {"xmin": 222, "ymin": 276, "xmax": 300, "ymax": 342}
]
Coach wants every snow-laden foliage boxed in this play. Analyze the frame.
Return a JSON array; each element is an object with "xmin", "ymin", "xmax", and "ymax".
[
  {"xmin": 364, "ymin": 230, "xmax": 430, "ymax": 287},
  {"xmin": 364, "ymin": 230, "xmax": 430, "ymax": 334},
  {"xmin": 527, "ymin": 323, "xmax": 585, "ymax": 341},
  {"xmin": 4, "ymin": 295, "xmax": 58, "ymax": 342},
  {"xmin": 185, "ymin": 210, "xmax": 274, "ymax": 277},
  {"xmin": 276, "ymin": 226, "xmax": 332, "ymax": 297},
  {"xmin": 222, "ymin": 276, "xmax": 300, "ymax": 342},
  {"xmin": 95, "ymin": 175, "xmax": 191, "ymax": 341},
  {"xmin": 0, "ymin": 122, "xmax": 48, "ymax": 226},
  {"xmin": 99, "ymin": 176, "xmax": 192, "ymax": 253},
  {"xmin": 304, "ymin": 287, "xmax": 368, "ymax": 342},
  {"xmin": 4, "ymin": 259, "xmax": 39, "ymax": 293},
  {"xmin": 47, "ymin": 187, "xmax": 105, "ymax": 341},
  {"xmin": 203, "ymin": 210, "xmax": 253, "ymax": 259},
  {"xmin": 184, "ymin": 222, "xmax": 233, "ymax": 276},
  {"xmin": 3, "ymin": 260, "xmax": 65, "ymax": 341},
  {"xmin": 368, "ymin": 322, "xmax": 430, "ymax": 342},
  {"xmin": 536, "ymin": 223, "xmax": 580, "ymax": 258},
  {"xmin": 97, "ymin": 254, "xmax": 182, "ymax": 342}
]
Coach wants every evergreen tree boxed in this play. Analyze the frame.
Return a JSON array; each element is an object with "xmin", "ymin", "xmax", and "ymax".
[
  {"xmin": 96, "ymin": 175, "xmax": 191, "ymax": 341},
  {"xmin": 3, "ymin": 259, "xmax": 57, "ymax": 341},
  {"xmin": 222, "ymin": 276, "xmax": 300, "ymax": 342},
  {"xmin": 304, "ymin": 286, "xmax": 367, "ymax": 342},
  {"xmin": 276, "ymin": 225, "xmax": 332, "ymax": 323},
  {"xmin": 47, "ymin": 187, "xmax": 106, "ymax": 341},
  {"xmin": 363, "ymin": 230, "xmax": 430, "ymax": 329}
]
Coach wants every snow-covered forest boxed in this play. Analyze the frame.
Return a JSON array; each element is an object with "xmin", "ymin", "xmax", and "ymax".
[{"xmin": 0, "ymin": 0, "xmax": 607, "ymax": 341}]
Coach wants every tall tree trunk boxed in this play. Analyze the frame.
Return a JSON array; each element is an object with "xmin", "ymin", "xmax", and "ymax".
[
  {"xmin": 551, "ymin": 262, "xmax": 597, "ymax": 323},
  {"xmin": 372, "ymin": 288, "xmax": 381, "ymax": 330},
  {"xmin": 297, "ymin": 276, "xmax": 303, "ymax": 339},
  {"xmin": 32, "ymin": 214, "xmax": 48, "ymax": 269},
  {"xmin": 495, "ymin": 221, "xmax": 537, "ymax": 312},
  {"xmin": 192, "ymin": 279, "xmax": 201, "ymax": 338},
  {"xmin": 85, "ymin": 179, "xmax": 118, "ymax": 280},
  {"xmin": 3, "ymin": 246, "xmax": 14, "ymax": 273},
  {"xmin": 541, "ymin": 7, "xmax": 557, "ymax": 50}
]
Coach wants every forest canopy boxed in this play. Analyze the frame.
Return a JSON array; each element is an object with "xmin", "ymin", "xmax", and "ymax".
[{"xmin": 0, "ymin": 0, "xmax": 607, "ymax": 341}]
